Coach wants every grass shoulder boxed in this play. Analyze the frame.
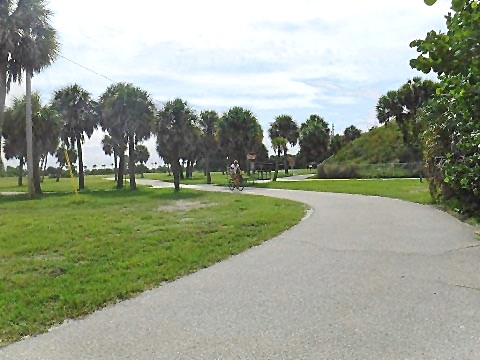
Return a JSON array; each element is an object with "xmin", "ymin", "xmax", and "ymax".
[{"xmin": 253, "ymin": 178, "xmax": 433, "ymax": 204}]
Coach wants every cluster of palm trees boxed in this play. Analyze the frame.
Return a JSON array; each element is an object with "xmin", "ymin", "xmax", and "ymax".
[{"xmin": 0, "ymin": 0, "xmax": 58, "ymax": 197}]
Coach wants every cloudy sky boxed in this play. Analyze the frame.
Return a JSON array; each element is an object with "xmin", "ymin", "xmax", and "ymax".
[{"xmin": 4, "ymin": 0, "xmax": 450, "ymax": 168}]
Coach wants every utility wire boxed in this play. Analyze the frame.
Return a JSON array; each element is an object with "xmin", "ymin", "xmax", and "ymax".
[{"xmin": 58, "ymin": 54, "xmax": 118, "ymax": 84}]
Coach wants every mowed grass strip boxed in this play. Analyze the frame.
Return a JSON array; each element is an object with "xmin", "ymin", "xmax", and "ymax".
[
  {"xmin": 0, "ymin": 188, "xmax": 306, "ymax": 346},
  {"xmin": 254, "ymin": 178, "xmax": 432, "ymax": 204},
  {"xmin": 0, "ymin": 175, "xmax": 118, "ymax": 193}
]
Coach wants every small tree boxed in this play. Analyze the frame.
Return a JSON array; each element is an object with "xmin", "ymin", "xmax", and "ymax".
[{"xmin": 135, "ymin": 144, "xmax": 150, "ymax": 178}]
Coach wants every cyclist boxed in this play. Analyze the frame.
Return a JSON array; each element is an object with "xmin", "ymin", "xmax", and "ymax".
[{"xmin": 229, "ymin": 159, "xmax": 242, "ymax": 186}]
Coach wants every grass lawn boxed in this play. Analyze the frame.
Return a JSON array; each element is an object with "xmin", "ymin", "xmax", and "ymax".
[
  {"xmin": 143, "ymin": 169, "xmax": 315, "ymax": 185},
  {"xmin": 254, "ymin": 178, "xmax": 433, "ymax": 204},
  {"xmin": 0, "ymin": 175, "xmax": 117, "ymax": 193},
  {"xmin": 0, "ymin": 187, "xmax": 306, "ymax": 346}
]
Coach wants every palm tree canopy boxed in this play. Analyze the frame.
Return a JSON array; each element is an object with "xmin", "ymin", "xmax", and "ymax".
[
  {"xmin": 2, "ymin": 92, "xmax": 61, "ymax": 158},
  {"xmin": 219, "ymin": 106, "xmax": 263, "ymax": 163},
  {"xmin": 99, "ymin": 83, "xmax": 156, "ymax": 144},
  {"xmin": 54, "ymin": 84, "xmax": 98, "ymax": 147},
  {"xmin": 155, "ymin": 98, "xmax": 198, "ymax": 163},
  {"xmin": 7, "ymin": 0, "xmax": 59, "ymax": 75},
  {"xmin": 268, "ymin": 115, "xmax": 299, "ymax": 147}
]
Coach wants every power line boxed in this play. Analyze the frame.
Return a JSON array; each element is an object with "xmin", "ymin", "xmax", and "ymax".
[{"xmin": 58, "ymin": 54, "xmax": 117, "ymax": 84}]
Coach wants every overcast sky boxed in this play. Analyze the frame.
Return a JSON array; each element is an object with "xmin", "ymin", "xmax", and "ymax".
[{"xmin": 4, "ymin": 0, "xmax": 450, "ymax": 168}]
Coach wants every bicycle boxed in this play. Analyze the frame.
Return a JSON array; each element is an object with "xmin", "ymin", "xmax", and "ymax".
[{"xmin": 228, "ymin": 174, "xmax": 244, "ymax": 191}]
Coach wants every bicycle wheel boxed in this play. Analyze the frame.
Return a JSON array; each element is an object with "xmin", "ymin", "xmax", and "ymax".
[
  {"xmin": 228, "ymin": 179, "xmax": 235, "ymax": 191},
  {"xmin": 237, "ymin": 180, "xmax": 245, "ymax": 191}
]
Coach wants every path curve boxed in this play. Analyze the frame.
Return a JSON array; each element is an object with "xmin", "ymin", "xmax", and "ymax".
[{"xmin": 2, "ymin": 181, "xmax": 479, "ymax": 359}]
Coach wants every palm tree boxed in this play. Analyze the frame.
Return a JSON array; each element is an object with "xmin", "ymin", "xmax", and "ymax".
[
  {"xmin": 9, "ymin": 0, "xmax": 59, "ymax": 197},
  {"xmin": 0, "ymin": 0, "xmax": 29, "ymax": 172},
  {"xmin": 268, "ymin": 115, "xmax": 299, "ymax": 174},
  {"xmin": 2, "ymin": 93, "xmax": 61, "ymax": 192},
  {"xmin": 54, "ymin": 84, "xmax": 98, "ymax": 190},
  {"xmin": 134, "ymin": 144, "xmax": 149, "ymax": 178},
  {"xmin": 101, "ymin": 134, "xmax": 118, "ymax": 181},
  {"xmin": 2, "ymin": 99, "xmax": 27, "ymax": 185},
  {"xmin": 99, "ymin": 83, "xmax": 156, "ymax": 189},
  {"xmin": 199, "ymin": 110, "xmax": 219, "ymax": 184},
  {"xmin": 219, "ymin": 107, "xmax": 263, "ymax": 171},
  {"xmin": 55, "ymin": 146, "xmax": 77, "ymax": 182},
  {"xmin": 298, "ymin": 115, "xmax": 331, "ymax": 164},
  {"xmin": 271, "ymin": 137, "xmax": 287, "ymax": 181},
  {"xmin": 155, "ymin": 98, "xmax": 198, "ymax": 191}
]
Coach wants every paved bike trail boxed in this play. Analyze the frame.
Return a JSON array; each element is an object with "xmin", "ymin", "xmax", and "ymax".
[{"xmin": 1, "ymin": 181, "xmax": 479, "ymax": 359}]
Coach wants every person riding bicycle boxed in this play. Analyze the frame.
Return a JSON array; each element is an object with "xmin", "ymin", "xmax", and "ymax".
[{"xmin": 229, "ymin": 160, "xmax": 242, "ymax": 185}]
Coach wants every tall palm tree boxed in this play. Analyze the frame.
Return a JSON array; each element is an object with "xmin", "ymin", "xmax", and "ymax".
[
  {"xmin": 268, "ymin": 115, "xmax": 299, "ymax": 174},
  {"xmin": 9, "ymin": 0, "xmax": 59, "ymax": 197},
  {"xmin": 219, "ymin": 106, "xmax": 263, "ymax": 171},
  {"xmin": 53, "ymin": 84, "xmax": 98, "ymax": 190},
  {"xmin": 156, "ymin": 98, "xmax": 198, "ymax": 191},
  {"xmin": 0, "ymin": 0, "xmax": 28, "ymax": 172},
  {"xmin": 99, "ymin": 83, "xmax": 155, "ymax": 190},
  {"xmin": 199, "ymin": 110, "xmax": 220, "ymax": 184},
  {"xmin": 298, "ymin": 115, "xmax": 331, "ymax": 164}
]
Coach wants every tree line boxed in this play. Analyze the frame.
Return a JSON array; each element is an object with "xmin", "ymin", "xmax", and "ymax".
[
  {"xmin": 1, "ymin": 82, "xmax": 363, "ymax": 192},
  {"xmin": 0, "ymin": 0, "xmax": 363, "ymax": 195}
]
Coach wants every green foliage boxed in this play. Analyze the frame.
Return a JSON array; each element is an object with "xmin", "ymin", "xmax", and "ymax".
[
  {"xmin": 53, "ymin": 84, "xmax": 98, "ymax": 190},
  {"xmin": 99, "ymin": 83, "xmax": 156, "ymax": 190},
  {"xmin": 2, "ymin": 93, "xmax": 61, "ymax": 191},
  {"xmin": 199, "ymin": 110, "xmax": 220, "ymax": 184},
  {"xmin": 330, "ymin": 122, "xmax": 418, "ymax": 164},
  {"xmin": 410, "ymin": 0, "xmax": 480, "ymax": 214},
  {"xmin": 0, "ymin": 188, "xmax": 305, "ymax": 345},
  {"xmin": 298, "ymin": 115, "xmax": 330, "ymax": 164},
  {"xmin": 219, "ymin": 107, "xmax": 263, "ymax": 169},
  {"xmin": 155, "ymin": 98, "xmax": 199, "ymax": 191},
  {"xmin": 134, "ymin": 144, "xmax": 150, "ymax": 165},
  {"xmin": 375, "ymin": 77, "xmax": 437, "ymax": 154},
  {"xmin": 268, "ymin": 115, "xmax": 299, "ymax": 175}
]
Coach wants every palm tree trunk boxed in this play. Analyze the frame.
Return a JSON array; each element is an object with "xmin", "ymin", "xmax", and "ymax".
[
  {"xmin": 18, "ymin": 157, "xmax": 24, "ymax": 186},
  {"xmin": 284, "ymin": 149, "xmax": 289, "ymax": 175},
  {"xmin": 0, "ymin": 60, "xmax": 7, "ymax": 174},
  {"xmin": 206, "ymin": 155, "xmax": 211, "ymax": 184},
  {"xmin": 128, "ymin": 136, "xmax": 136, "ymax": 190},
  {"xmin": 117, "ymin": 153, "xmax": 124, "ymax": 189},
  {"xmin": 113, "ymin": 151, "xmax": 118, "ymax": 182},
  {"xmin": 273, "ymin": 148, "xmax": 281, "ymax": 181},
  {"xmin": 41, "ymin": 154, "xmax": 47, "ymax": 182},
  {"xmin": 26, "ymin": 70, "xmax": 35, "ymax": 198},
  {"xmin": 77, "ymin": 137, "xmax": 85, "ymax": 190},
  {"xmin": 172, "ymin": 159, "xmax": 180, "ymax": 191},
  {"xmin": 33, "ymin": 153, "xmax": 42, "ymax": 194}
]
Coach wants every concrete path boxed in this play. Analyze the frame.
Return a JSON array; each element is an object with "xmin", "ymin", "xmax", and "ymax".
[{"xmin": 2, "ymin": 181, "xmax": 480, "ymax": 359}]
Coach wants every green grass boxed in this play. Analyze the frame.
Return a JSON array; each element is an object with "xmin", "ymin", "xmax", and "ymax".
[
  {"xmin": 144, "ymin": 171, "xmax": 229, "ymax": 185},
  {"xmin": 254, "ymin": 178, "xmax": 433, "ymax": 204},
  {"xmin": 144, "ymin": 169, "xmax": 315, "ymax": 185},
  {"xmin": 0, "ymin": 175, "xmax": 117, "ymax": 193},
  {"xmin": 0, "ymin": 187, "xmax": 306, "ymax": 346}
]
